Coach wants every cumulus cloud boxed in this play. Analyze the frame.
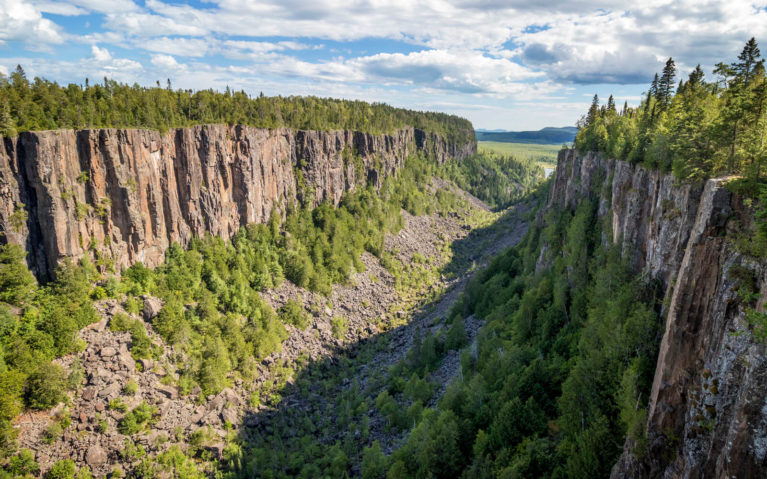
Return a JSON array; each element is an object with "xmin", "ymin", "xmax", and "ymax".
[
  {"xmin": 351, "ymin": 50, "xmax": 543, "ymax": 94},
  {"xmin": 150, "ymin": 54, "xmax": 180, "ymax": 69},
  {"xmin": 6, "ymin": 0, "xmax": 767, "ymax": 128},
  {"xmin": 29, "ymin": 1, "xmax": 88, "ymax": 15},
  {"xmin": 0, "ymin": 0, "xmax": 64, "ymax": 48},
  {"xmin": 90, "ymin": 44, "xmax": 111, "ymax": 62},
  {"xmin": 64, "ymin": 0, "xmax": 767, "ymax": 89},
  {"xmin": 143, "ymin": 37, "xmax": 212, "ymax": 58}
]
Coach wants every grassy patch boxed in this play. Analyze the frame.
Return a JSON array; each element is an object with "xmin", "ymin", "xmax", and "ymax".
[{"xmin": 478, "ymin": 141, "xmax": 562, "ymax": 169}]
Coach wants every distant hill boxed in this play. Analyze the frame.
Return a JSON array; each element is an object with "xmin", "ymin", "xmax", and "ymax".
[{"xmin": 476, "ymin": 126, "xmax": 578, "ymax": 145}]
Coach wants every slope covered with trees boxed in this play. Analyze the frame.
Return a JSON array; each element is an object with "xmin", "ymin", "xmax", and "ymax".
[
  {"xmin": 439, "ymin": 152, "xmax": 544, "ymax": 210},
  {"xmin": 0, "ymin": 130, "xmax": 546, "ymax": 477},
  {"xmin": 0, "ymin": 67, "xmax": 473, "ymax": 144},
  {"xmin": 362, "ymin": 192, "xmax": 662, "ymax": 478}
]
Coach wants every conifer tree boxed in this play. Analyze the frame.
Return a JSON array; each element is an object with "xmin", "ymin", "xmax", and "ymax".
[
  {"xmin": 657, "ymin": 58, "xmax": 676, "ymax": 110},
  {"xmin": 586, "ymin": 94, "xmax": 600, "ymax": 125},
  {"xmin": 733, "ymin": 37, "xmax": 764, "ymax": 85}
]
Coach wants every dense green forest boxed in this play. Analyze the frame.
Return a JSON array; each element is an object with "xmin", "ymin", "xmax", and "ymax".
[
  {"xmin": 575, "ymin": 38, "xmax": 766, "ymax": 184},
  {"xmin": 575, "ymin": 38, "xmax": 767, "ymax": 256},
  {"xmin": 476, "ymin": 127, "xmax": 577, "ymax": 145},
  {"xmin": 206, "ymin": 179, "xmax": 662, "ymax": 479},
  {"xmin": 0, "ymin": 66, "xmax": 473, "ymax": 143},
  {"xmin": 354, "ymin": 187, "xmax": 662, "ymax": 478},
  {"xmin": 439, "ymin": 152, "xmax": 544, "ymax": 210}
]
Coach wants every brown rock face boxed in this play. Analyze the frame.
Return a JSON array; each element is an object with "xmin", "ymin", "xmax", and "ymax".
[
  {"xmin": 0, "ymin": 125, "xmax": 475, "ymax": 277},
  {"xmin": 546, "ymin": 149, "xmax": 767, "ymax": 479}
]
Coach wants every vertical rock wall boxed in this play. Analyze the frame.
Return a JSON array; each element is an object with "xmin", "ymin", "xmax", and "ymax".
[
  {"xmin": 0, "ymin": 125, "xmax": 475, "ymax": 277},
  {"xmin": 545, "ymin": 149, "xmax": 767, "ymax": 478}
]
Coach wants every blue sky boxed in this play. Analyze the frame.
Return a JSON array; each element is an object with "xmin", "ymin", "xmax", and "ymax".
[{"xmin": 1, "ymin": 1, "xmax": 767, "ymax": 130}]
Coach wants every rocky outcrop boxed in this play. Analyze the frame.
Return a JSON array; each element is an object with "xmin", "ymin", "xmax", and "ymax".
[
  {"xmin": 0, "ymin": 125, "xmax": 475, "ymax": 278},
  {"xmin": 546, "ymin": 149, "xmax": 767, "ymax": 478}
]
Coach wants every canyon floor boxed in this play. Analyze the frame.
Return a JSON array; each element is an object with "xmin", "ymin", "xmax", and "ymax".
[{"xmin": 15, "ymin": 181, "xmax": 532, "ymax": 477}]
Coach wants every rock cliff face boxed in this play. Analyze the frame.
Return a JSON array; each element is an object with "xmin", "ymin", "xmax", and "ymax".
[
  {"xmin": 547, "ymin": 149, "xmax": 767, "ymax": 478},
  {"xmin": 0, "ymin": 125, "xmax": 475, "ymax": 277}
]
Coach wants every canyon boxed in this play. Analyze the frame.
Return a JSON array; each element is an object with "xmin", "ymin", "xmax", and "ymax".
[
  {"xmin": 0, "ymin": 125, "xmax": 475, "ymax": 278},
  {"xmin": 4, "ymin": 122, "xmax": 767, "ymax": 477}
]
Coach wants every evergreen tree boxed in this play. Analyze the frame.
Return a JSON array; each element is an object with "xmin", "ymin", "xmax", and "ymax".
[
  {"xmin": 586, "ymin": 94, "xmax": 600, "ymax": 125},
  {"xmin": 732, "ymin": 37, "xmax": 764, "ymax": 86},
  {"xmin": 657, "ymin": 58, "xmax": 676, "ymax": 110}
]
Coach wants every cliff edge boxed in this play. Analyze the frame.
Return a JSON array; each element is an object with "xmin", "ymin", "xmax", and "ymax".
[
  {"xmin": 547, "ymin": 149, "xmax": 767, "ymax": 478},
  {"xmin": 0, "ymin": 125, "xmax": 475, "ymax": 278}
]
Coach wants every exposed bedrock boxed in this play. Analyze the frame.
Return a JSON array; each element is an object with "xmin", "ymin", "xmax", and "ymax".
[
  {"xmin": 546, "ymin": 149, "xmax": 767, "ymax": 479},
  {"xmin": 0, "ymin": 125, "xmax": 475, "ymax": 277}
]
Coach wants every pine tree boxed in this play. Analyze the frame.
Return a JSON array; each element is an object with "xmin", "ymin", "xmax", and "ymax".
[
  {"xmin": 586, "ymin": 94, "xmax": 600, "ymax": 125},
  {"xmin": 732, "ymin": 37, "xmax": 764, "ymax": 85},
  {"xmin": 649, "ymin": 73, "xmax": 659, "ymax": 98},
  {"xmin": 607, "ymin": 95, "xmax": 616, "ymax": 112},
  {"xmin": 0, "ymin": 100, "xmax": 15, "ymax": 137},
  {"xmin": 688, "ymin": 65, "xmax": 704, "ymax": 89},
  {"xmin": 657, "ymin": 58, "xmax": 676, "ymax": 110}
]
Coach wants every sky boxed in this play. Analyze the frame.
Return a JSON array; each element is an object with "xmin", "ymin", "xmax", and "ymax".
[{"xmin": 1, "ymin": 1, "xmax": 767, "ymax": 130}]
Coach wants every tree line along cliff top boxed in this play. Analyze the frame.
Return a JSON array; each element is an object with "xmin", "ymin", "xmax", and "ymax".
[
  {"xmin": 0, "ymin": 67, "xmax": 474, "ymax": 144},
  {"xmin": 574, "ymin": 38, "xmax": 766, "ymax": 186}
]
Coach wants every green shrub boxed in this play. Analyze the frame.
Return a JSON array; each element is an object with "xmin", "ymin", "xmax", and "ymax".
[
  {"xmin": 445, "ymin": 317, "xmax": 467, "ymax": 350},
  {"xmin": 45, "ymin": 459, "xmax": 76, "ymax": 479},
  {"xmin": 123, "ymin": 379, "xmax": 138, "ymax": 396},
  {"xmin": 25, "ymin": 363, "xmax": 67, "ymax": 410},
  {"xmin": 331, "ymin": 316, "xmax": 347, "ymax": 339},
  {"xmin": 8, "ymin": 448, "xmax": 39, "ymax": 476},
  {"xmin": 129, "ymin": 322, "xmax": 154, "ymax": 359},
  {"xmin": 118, "ymin": 402, "xmax": 158, "ymax": 435},
  {"xmin": 362, "ymin": 441, "xmax": 388, "ymax": 479},
  {"xmin": 124, "ymin": 296, "xmax": 143, "ymax": 315},
  {"xmin": 279, "ymin": 299, "xmax": 310, "ymax": 330},
  {"xmin": 108, "ymin": 398, "xmax": 128, "ymax": 413},
  {"xmin": 109, "ymin": 312, "xmax": 132, "ymax": 332},
  {"xmin": 0, "ymin": 244, "xmax": 37, "ymax": 306}
]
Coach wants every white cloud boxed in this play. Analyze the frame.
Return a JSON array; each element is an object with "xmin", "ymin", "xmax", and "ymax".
[
  {"xmin": 70, "ymin": 0, "xmax": 139, "ymax": 13},
  {"xmin": 0, "ymin": 0, "xmax": 64, "ymax": 47},
  {"xmin": 30, "ymin": 1, "xmax": 88, "ymax": 15},
  {"xmin": 350, "ymin": 49, "xmax": 544, "ymax": 94},
  {"xmin": 150, "ymin": 54, "xmax": 180, "ymax": 69},
  {"xmin": 104, "ymin": 12, "xmax": 208, "ymax": 37},
  {"xmin": 515, "ymin": 0, "xmax": 767, "ymax": 84},
  {"xmin": 142, "ymin": 37, "xmax": 212, "ymax": 58},
  {"xmin": 90, "ymin": 44, "xmax": 111, "ymax": 62},
  {"xmin": 5, "ymin": 0, "xmax": 767, "ymax": 129}
]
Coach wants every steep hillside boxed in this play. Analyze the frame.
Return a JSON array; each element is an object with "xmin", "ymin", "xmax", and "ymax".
[{"xmin": 551, "ymin": 150, "xmax": 767, "ymax": 477}]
